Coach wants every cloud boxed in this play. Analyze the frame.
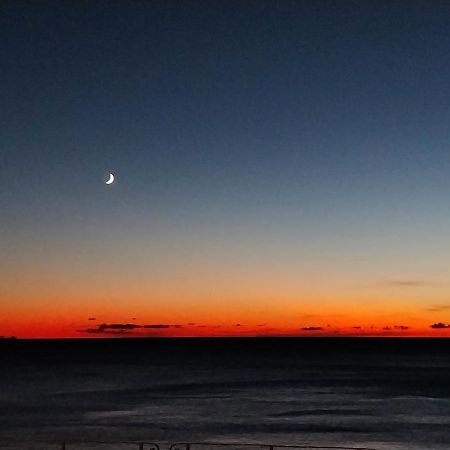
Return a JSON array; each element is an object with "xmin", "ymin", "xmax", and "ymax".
[
  {"xmin": 386, "ymin": 280, "xmax": 429, "ymax": 287},
  {"xmin": 99, "ymin": 323, "xmax": 141, "ymax": 331},
  {"xmin": 301, "ymin": 326, "xmax": 323, "ymax": 331},
  {"xmin": 430, "ymin": 322, "xmax": 450, "ymax": 329},
  {"xmin": 105, "ymin": 330, "xmax": 131, "ymax": 335},
  {"xmin": 427, "ymin": 304, "xmax": 450, "ymax": 312},
  {"xmin": 352, "ymin": 326, "xmax": 362, "ymax": 329},
  {"xmin": 88, "ymin": 317, "xmax": 96, "ymax": 321},
  {"xmin": 81, "ymin": 327, "xmax": 131, "ymax": 335},
  {"xmin": 381, "ymin": 325, "xmax": 409, "ymax": 331},
  {"xmin": 79, "ymin": 323, "xmax": 140, "ymax": 334},
  {"xmin": 80, "ymin": 328, "xmax": 103, "ymax": 334},
  {"xmin": 78, "ymin": 322, "xmax": 182, "ymax": 334}
]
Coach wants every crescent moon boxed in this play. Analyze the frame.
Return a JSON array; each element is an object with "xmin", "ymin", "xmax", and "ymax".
[{"xmin": 106, "ymin": 173, "xmax": 115, "ymax": 185}]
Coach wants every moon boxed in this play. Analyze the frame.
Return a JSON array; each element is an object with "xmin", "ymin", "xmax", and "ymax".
[{"xmin": 105, "ymin": 173, "xmax": 115, "ymax": 185}]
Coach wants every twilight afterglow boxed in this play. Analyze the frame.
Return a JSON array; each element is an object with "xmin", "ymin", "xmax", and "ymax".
[{"xmin": 2, "ymin": 2, "xmax": 450, "ymax": 339}]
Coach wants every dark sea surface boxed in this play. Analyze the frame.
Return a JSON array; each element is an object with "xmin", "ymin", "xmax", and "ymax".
[{"xmin": 0, "ymin": 338, "xmax": 449, "ymax": 450}]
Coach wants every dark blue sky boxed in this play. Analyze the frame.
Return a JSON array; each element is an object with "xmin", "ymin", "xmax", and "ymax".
[
  {"xmin": 2, "ymin": 1, "xmax": 450, "ymax": 335},
  {"xmin": 3, "ymin": 2, "xmax": 450, "ymax": 208}
]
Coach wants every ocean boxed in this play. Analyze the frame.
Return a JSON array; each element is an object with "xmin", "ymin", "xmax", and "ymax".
[{"xmin": 0, "ymin": 338, "xmax": 449, "ymax": 450}]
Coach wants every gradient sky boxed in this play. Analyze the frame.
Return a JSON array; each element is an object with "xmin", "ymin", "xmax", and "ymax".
[{"xmin": 2, "ymin": 1, "xmax": 450, "ymax": 338}]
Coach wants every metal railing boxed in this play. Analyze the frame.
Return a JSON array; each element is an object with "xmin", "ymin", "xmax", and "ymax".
[
  {"xmin": 62, "ymin": 443, "xmax": 160, "ymax": 450},
  {"xmin": 170, "ymin": 443, "xmax": 377, "ymax": 450},
  {"xmin": 0, "ymin": 442, "xmax": 160, "ymax": 450},
  {"xmin": 0, "ymin": 442, "xmax": 377, "ymax": 450}
]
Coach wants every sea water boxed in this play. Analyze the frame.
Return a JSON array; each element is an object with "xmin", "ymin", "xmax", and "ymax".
[{"xmin": 0, "ymin": 338, "xmax": 449, "ymax": 450}]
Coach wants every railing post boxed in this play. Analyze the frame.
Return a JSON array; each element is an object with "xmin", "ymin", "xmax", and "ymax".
[{"xmin": 61, "ymin": 442, "xmax": 66, "ymax": 450}]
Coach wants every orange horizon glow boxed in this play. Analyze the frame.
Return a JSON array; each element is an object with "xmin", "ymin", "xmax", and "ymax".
[
  {"xmin": 0, "ymin": 256, "xmax": 450, "ymax": 338},
  {"xmin": 1, "ymin": 308, "xmax": 449, "ymax": 339}
]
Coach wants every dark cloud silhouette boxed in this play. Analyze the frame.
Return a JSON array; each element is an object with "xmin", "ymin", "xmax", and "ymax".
[
  {"xmin": 99, "ymin": 323, "xmax": 141, "ymax": 330},
  {"xmin": 79, "ymin": 323, "xmax": 139, "ymax": 334},
  {"xmin": 235, "ymin": 323, "xmax": 242, "ymax": 327},
  {"xmin": 79, "ymin": 322, "xmax": 182, "ymax": 334},
  {"xmin": 82, "ymin": 328, "xmax": 103, "ymax": 334},
  {"xmin": 80, "ymin": 327, "xmax": 131, "ymax": 335},
  {"xmin": 430, "ymin": 322, "xmax": 450, "ymax": 329},
  {"xmin": 352, "ymin": 326, "xmax": 362, "ymax": 329},
  {"xmin": 88, "ymin": 317, "xmax": 96, "ymax": 321},
  {"xmin": 380, "ymin": 325, "xmax": 409, "ymax": 331},
  {"xmin": 301, "ymin": 326, "xmax": 323, "ymax": 331}
]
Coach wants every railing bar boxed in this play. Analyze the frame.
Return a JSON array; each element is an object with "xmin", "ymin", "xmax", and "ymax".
[
  {"xmin": 170, "ymin": 443, "xmax": 376, "ymax": 450},
  {"xmin": 170, "ymin": 444, "xmax": 375, "ymax": 450},
  {"xmin": 0, "ymin": 441, "xmax": 376, "ymax": 450}
]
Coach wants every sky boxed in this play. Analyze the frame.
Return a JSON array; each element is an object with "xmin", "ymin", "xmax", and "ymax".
[{"xmin": 1, "ymin": 1, "xmax": 450, "ymax": 338}]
